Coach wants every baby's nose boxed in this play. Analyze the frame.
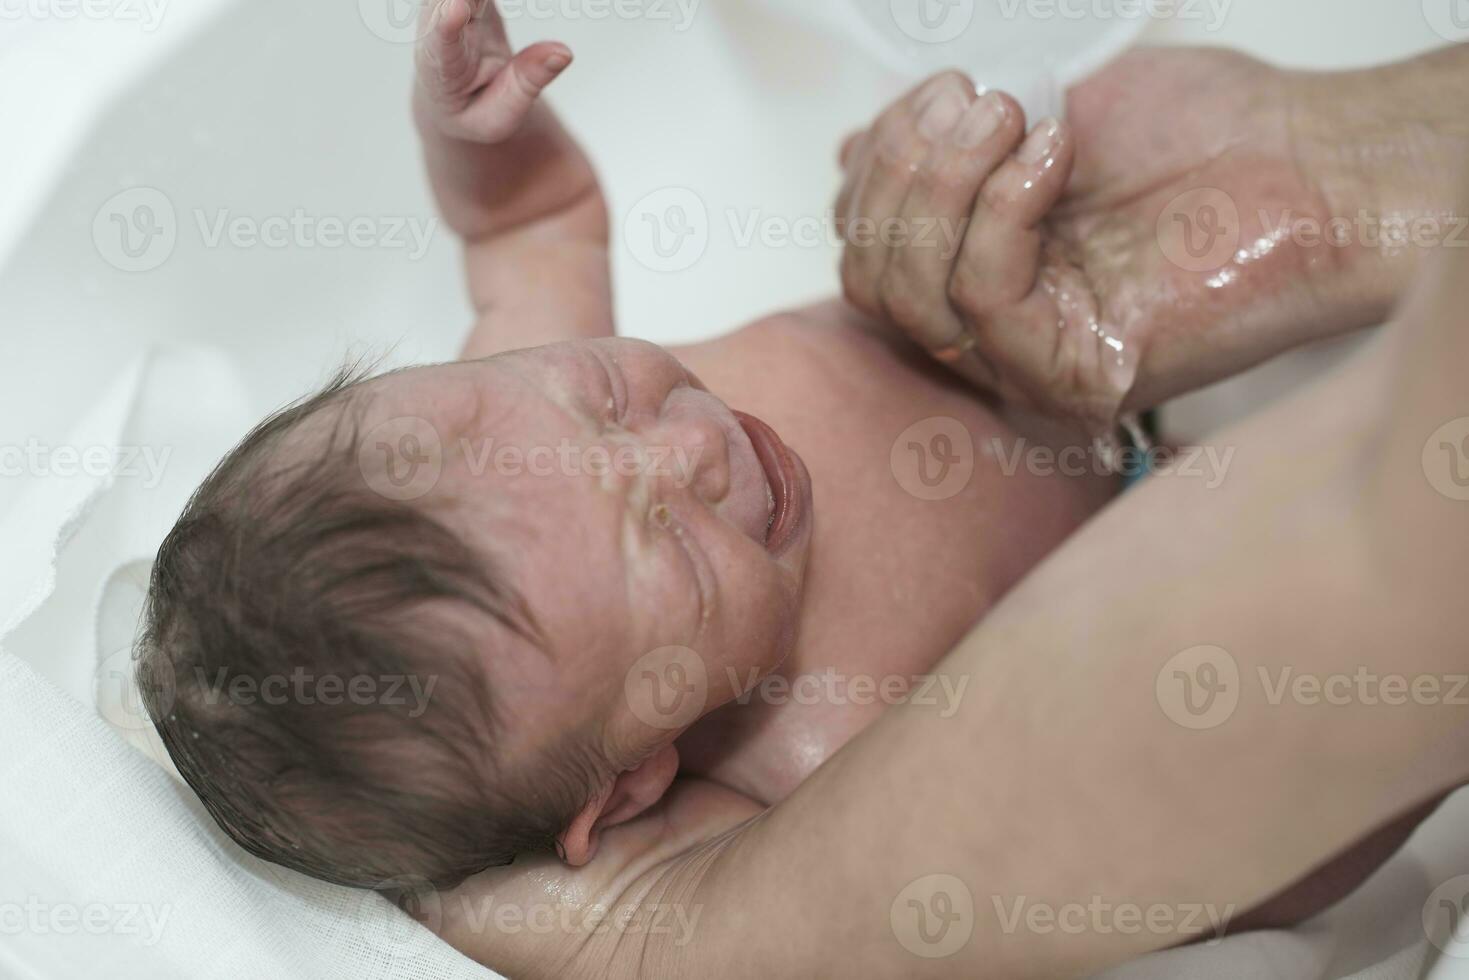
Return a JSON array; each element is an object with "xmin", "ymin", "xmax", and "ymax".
[{"xmin": 649, "ymin": 407, "xmax": 731, "ymax": 505}]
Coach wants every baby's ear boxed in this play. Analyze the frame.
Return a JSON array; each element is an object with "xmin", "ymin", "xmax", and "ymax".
[{"xmin": 557, "ymin": 744, "xmax": 680, "ymax": 867}]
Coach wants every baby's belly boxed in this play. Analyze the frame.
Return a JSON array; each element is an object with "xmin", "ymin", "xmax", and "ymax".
[{"xmin": 673, "ymin": 301, "xmax": 1118, "ymax": 803}]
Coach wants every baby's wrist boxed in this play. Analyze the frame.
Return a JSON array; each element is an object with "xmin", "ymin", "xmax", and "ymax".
[{"xmin": 414, "ymin": 85, "xmax": 601, "ymax": 244}]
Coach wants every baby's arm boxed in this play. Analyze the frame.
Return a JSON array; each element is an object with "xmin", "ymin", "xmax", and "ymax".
[{"xmin": 413, "ymin": 0, "xmax": 612, "ymax": 358}]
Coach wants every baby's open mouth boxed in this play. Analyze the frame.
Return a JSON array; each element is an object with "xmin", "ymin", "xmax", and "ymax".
[{"xmin": 733, "ymin": 411, "xmax": 809, "ymax": 558}]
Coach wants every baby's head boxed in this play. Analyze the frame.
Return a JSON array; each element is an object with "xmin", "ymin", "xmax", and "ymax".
[{"xmin": 137, "ymin": 338, "xmax": 813, "ymax": 889}]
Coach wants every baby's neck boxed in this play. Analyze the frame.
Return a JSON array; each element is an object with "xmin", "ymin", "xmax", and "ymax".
[{"xmin": 671, "ymin": 302, "xmax": 1116, "ymax": 804}]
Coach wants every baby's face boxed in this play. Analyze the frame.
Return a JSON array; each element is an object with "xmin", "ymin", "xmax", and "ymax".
[{"xmin": 355, "ymin": 338, "xmax": 814, "ymax": 765}]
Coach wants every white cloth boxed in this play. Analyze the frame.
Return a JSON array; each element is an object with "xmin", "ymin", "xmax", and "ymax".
[{"xmin": 0, "ymin": 347, "xmax": 497, "ymax": 980}]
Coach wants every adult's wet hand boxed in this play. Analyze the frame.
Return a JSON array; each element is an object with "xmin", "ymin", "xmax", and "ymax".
[{"xmin": 835, "ymin": 48, "xmax": 1402, "ymax": 431}]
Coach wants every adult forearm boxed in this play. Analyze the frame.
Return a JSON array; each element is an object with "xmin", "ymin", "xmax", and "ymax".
[
  {"xmin": 677, "ymin": 240, "xmax": 1469, "ymax": 980},
  {"xmin": 1119, "ymin": 45, "xmax": 1469, "ymax": 415},
  {"xmin": 1286, "ymin": 43, "xmax": 1469, "ymax": 343}
]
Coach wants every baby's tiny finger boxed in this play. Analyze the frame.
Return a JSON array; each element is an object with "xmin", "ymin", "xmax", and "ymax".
[
  {"xmin": 834, "ymin": 133, "xmax": 872, "ymax": 238},
  {"xmin": 841, "ymin": 75, "xmax": 973, "ymax": 316},
  {"xmin": 876, "ymin": 91, "xmax": 1024, "ymax": 354},
  {"xmin": 434, "ymin": 0, "xmax": 473, "ymax": 40},
  {"xmin": 516, "ymin": 42, "xmax": 574, "ymax": 92},
  {"xmin": 463, "ymin": 42, "xmax": 572, "ymax": 140}
]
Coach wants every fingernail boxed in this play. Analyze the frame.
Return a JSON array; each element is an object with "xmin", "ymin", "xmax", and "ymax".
[
  {"xmin": 1018, "ymin": 119, "xmax": 1060, "ymax": 164},
  {"xmin": 918, "ymin": 91, "xmax": 967, "ymax": 142},
  {"xmin": 546, "ymin": 54, "xmax": 571, "ymax": 74},
  {"xmin": 953, "ymin": 93, "xmax": 1006, "ymax": 149}
]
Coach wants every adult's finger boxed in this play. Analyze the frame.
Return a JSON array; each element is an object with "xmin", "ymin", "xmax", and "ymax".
[
  {"xmin": 838, "ymin": 72, "xmax": 976, "ymax": 317},
  {"xmin": 875, "ymin": 91, "xmax": 1026, "ymax": 358}
]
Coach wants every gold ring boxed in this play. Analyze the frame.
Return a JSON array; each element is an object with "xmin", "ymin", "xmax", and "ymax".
[{"xmin": 930, "ymin": 331, "xmax": 978, "ymax": 365}]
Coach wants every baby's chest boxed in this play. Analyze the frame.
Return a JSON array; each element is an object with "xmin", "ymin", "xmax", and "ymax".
[{"xmin": 682, "ymin": 561, "xmax": 990, "ymax": 802}]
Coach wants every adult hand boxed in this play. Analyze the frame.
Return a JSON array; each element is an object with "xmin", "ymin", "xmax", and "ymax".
[{"xmin": 836, "ymin": 46, "xmax": 1469, "ymax": 430}]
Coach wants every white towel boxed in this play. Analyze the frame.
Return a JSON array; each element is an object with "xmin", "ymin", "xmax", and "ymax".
[{"xmin": 0, "ymin": 346, "xmax": 499, "ymax": 980}]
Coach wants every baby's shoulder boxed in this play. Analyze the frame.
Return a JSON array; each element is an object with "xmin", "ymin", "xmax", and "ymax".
[{"xmin": 685, "ymin": 299, "xmax": 937, "ymax": 393}]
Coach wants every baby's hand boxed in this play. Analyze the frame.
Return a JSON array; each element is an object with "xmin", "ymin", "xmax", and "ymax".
[{"xmin": 414, "ymin": 0, "xmax": 572, "ymax": 144}]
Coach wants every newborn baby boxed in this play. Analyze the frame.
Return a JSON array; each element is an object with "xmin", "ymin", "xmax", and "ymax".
[{"xmin": 136, "ymin": 0, "xmax": 1112, "ymax": 890}]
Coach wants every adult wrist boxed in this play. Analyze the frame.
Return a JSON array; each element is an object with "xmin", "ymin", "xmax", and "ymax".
[{"xmin": 1286, "ymin": 47, "xmax": 1469, "ymax": 334}]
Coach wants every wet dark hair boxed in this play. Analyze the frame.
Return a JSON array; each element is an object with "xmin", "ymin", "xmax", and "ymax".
[{"xmin": 136, "ymin": 364, "xmax": 601, "ymax": 890}]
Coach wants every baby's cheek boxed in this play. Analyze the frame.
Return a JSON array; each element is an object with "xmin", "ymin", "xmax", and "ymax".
[
  {"xmin": 632, "ymin": 527, "xmax": 711, "ymax": 641},
  {"xmin": 723, "ymin": 560, "xmax": 803, "ymax": 671}
]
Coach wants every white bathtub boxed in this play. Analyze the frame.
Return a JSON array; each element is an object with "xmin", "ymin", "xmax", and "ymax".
[{"xmin": 0, "ymin": 0, "xmax": 913, "ymax": 695}]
